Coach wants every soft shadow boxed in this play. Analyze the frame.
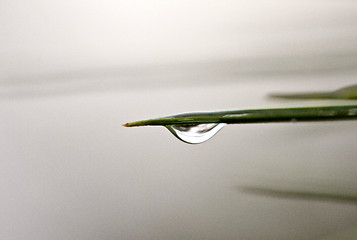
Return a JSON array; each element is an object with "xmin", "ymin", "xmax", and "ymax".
[
  {"xmin": 240, "ymin": 186, "xmax": 357, "ymax": 205},
  {"xmin": 2, "ymin": 50, "xmax": 357, "ymax": 100}
]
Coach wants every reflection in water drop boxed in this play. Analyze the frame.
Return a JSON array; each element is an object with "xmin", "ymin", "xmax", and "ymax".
[{"xmin": 165, "ymin": 123, "xmax": 226, "ymax": 144}]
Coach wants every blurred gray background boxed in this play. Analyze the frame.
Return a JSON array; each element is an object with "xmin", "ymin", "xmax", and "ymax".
[{"xmin": 1, "ymin": 1, "xmax": 357, "ymax": 239}]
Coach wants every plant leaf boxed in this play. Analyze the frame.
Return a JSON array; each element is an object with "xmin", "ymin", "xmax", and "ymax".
[
  {"xmin": 270, "ymin": 84, "xmax": 357, "ymax": 100},
  {"xmin": 124, "ymin": 105, "xmax": 357, "ymax": 127}
]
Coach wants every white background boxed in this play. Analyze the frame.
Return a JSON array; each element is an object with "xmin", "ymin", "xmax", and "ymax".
[{"xmin": 1, "ymin": 1, "xmax": 357, "ymax": 239}]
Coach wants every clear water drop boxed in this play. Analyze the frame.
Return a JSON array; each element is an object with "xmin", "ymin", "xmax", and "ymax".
[{"xmin": 165, "ymin": 123, "xmax": 226, "ymax": 144}]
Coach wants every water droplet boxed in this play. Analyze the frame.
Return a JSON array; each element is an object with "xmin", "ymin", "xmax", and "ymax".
[{"xmin": 165, "ymin": 123, "xmax": 226, "ymax": 144}]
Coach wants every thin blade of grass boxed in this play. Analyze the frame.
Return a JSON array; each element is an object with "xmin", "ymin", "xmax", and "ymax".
[{"xmin": 124, "ymin": 105, "xmax": 357, "ymax": 127}]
